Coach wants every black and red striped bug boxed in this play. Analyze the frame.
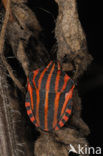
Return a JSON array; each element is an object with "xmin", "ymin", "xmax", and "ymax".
[{"xmin": 25, "ymin": 61, "xmax": 75, "ymax": 131}]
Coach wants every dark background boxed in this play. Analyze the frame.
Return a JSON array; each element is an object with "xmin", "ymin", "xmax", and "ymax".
[
  {"xmin": 77, "ymin": 0, "xmax": 102, "ymax": 149},
  {"xmin": 28, "ymin": 0, "xmax": 102, "ymax": 150}
]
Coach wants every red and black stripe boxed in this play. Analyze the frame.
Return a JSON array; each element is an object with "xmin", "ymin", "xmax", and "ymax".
[{"xmin": 25, "ymin": 61, "xmax": 75, "ymax": 131}]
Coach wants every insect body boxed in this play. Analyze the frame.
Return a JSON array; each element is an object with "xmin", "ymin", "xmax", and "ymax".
[{"xmin": 25, "ymin": 61, "xmax": 75, "ymax": 131}]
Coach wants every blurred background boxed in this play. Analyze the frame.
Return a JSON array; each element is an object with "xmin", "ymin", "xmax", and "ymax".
[
  {"xmin": 28, "ymin": 0, "xmax": 102, "ymax": 150},
  {"xmin": 77, "ymin": 0, "xmax": 102, "ymax": 149}
]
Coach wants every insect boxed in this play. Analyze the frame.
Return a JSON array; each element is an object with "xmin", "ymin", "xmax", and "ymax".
[{"xmin": 25, "ymin": 61, "xmax": 75, "ymax": 131}]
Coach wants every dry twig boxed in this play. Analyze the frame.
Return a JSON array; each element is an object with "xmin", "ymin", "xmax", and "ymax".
[{"xmin": 0, "ymin": 0, "xmax": 25, "ymax": 92}]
